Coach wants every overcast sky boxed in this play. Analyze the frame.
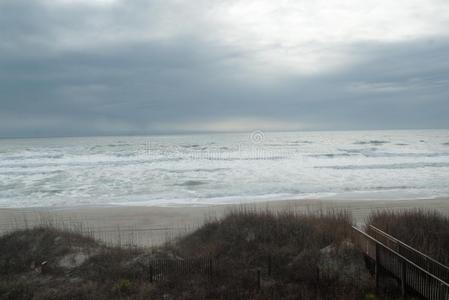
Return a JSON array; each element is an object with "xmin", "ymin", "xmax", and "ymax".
[{"xmin": 1, "ymin": 0, "xmax": 449, "ymax": 137}]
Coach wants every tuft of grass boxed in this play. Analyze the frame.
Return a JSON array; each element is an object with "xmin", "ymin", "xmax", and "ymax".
[
  {"xmin": 111, "ymin": 279, "xmax": 135, "ymax": 297},
  {"xmin": 177, "ymin": 208, "xmax": 352, "ymax": 256}
]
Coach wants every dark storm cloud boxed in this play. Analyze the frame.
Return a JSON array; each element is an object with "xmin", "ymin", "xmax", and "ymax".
[{"xmin": 1, "ymin": 0, "xmax": 449, "ymax": 137}]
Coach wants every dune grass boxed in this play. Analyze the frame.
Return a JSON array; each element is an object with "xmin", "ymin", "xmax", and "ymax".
[
  {"xmin": 4, "ymin": 208, "xmax": 445, "ymax": 299},
  {"xmin": 156, "ymin": 208, "xmax": 376, "ymax": 299}
]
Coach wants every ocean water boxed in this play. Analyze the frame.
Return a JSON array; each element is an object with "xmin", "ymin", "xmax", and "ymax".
[{"xmin": 0, "ymin": 130, "xmax": 449, "ymax": 208}]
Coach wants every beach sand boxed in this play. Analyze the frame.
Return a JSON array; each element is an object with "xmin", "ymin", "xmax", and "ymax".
[{"xmin": 1, "ymin": 197, "xmax": 448, "ymax": 246}]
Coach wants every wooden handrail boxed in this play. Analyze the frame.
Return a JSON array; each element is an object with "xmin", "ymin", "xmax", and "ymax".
[
  {"xmin": 353, "ymin": 226, "xmax": 449, "ymax": 287},
  {"xmin": 368, "ymin": 225, "xmax": 449, "ymax": 283},
  {"xmin": 352, "ymin": 226, "xmax": 449, "ymax": 300}
]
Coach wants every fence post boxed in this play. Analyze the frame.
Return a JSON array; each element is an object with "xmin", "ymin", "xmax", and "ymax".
[
  {"xmin": 209, "ymin": 256, "xmax": 213, "ymax": 278},
  {"xmin": 375, "ymin": 243, "xmax": 380, "ymax": 291},
  {"xmin": 149, "ymin": 265, "xmax": 154, "ymax": 283},
  {"xmin": 401, "ymin": 260, "xmax": 406, "ymax": 300},
  {"xmin": 257, "ymin": 269, "xmax": 261, "ymax": 290}
]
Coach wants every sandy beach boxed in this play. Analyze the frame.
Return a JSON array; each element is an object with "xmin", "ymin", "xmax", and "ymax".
[{"xmin": 1, "ymin": 197, "xmax": 448, "ymax": 246}]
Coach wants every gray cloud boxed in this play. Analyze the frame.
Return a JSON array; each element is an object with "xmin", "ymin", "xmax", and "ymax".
[{"xmin": 1, "ymin": 0, "xmax": 449, "ymax": 137}]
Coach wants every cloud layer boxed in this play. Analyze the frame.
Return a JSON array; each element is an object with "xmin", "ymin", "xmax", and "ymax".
[{"xmin": 1, "ymin": 0, "xmax": 449, "ymax": 137}]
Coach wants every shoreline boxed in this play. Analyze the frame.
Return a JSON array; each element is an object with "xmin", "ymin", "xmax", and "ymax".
[
  {"xmin": 1, "ymin": 197, "xmax": 448, "ymax": 246},
  {"xmin": 1, "ymin": 190, "xmax": 447, "ymax": 210},
  {"xmin": 2, "ymin": 196, "xmax": 448, "ymax": 214}
]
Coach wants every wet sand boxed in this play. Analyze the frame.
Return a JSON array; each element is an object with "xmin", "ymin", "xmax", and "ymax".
[{"xmin": 1, "ymin": 197, "xmax": 448, "ymax": 246}]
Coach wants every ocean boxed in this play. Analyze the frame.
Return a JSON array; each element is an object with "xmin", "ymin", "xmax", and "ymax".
[{"xmin": 0, "ymin": 129, "xmax": 448, "ymax": 208}]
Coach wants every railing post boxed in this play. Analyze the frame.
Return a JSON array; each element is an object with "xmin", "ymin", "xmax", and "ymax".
[
  {"xmin": 439, "ymin": 283, "xmax": 445, "ymax": 300},
  {"xmin": 375, "ymin": 243, "xmax": 380, "ymax": 291},
  {"xmin": 257, "ymin": 268, "xmax": 261, "ymax": 290},
  {"xmin": 401, "ymin": 260, "xmax": 406, "ymax": 300},
  {"xmin": 149, "ymin": 265, "xmax": 154, "ymax": 283}
]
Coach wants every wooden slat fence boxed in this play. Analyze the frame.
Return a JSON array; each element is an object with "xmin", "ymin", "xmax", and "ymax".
[
  {"xmin": 352, "ymin": 226, "xmax": 449, "ymax": 300},
  {"xmin": 367, "ymin": 225, "xmax": 449, "ymax": 283},
  {"xmin": 145, "ymin": 256, "xmax": 216, "ymax": 282}
]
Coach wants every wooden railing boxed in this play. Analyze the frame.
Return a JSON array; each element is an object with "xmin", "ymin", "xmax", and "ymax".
[
  {"xmin": 367, "ymin": 225, "xmax": 449, "ymax": 283},
  {"xmin": 352, "ymin": 226, "xmax": 449, "ymax": 300}
]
